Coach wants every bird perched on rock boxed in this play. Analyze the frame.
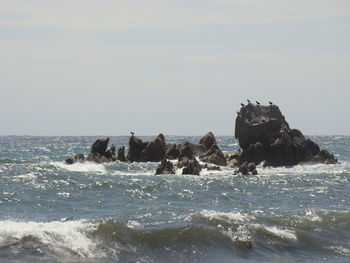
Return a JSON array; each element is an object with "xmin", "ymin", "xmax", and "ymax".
[
  {"xmin": 130, "ymin": 131, "xmax": 134, "ymax": 136},
  {"xmin": 256, "ymin": 101, "xmax": 260, "ymax": 105},
  {"xmin": 236, "ymin": 111, "xmax": 240, "ymax": 115},
  {"xmin": 241, "ymin": 103, "xmax": 245, "ymax": 107},
  {"xmin": 247, "ymin": 99, "xmax": 251, "ymax": 103},
  {"xmin": 269, "ymin": 101, "xmax": 273, "ymax": 105}
]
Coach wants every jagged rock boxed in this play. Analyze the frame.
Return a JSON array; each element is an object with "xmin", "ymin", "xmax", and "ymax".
[
  {"xmin": 90, "ymin": 137, "xmax": 110, "ymax": 156},
  {"xmin": 235, "ymin": 103, "xmax": 337, "ymax": 167},
  {"xmin": 199, "ymin": 144, "xmax": 227, "ymax": 166},
  {"xmin": 104, "ymin": 144, "xmax": 116, "ymax": 161},
  {"xmin": 117, "ymin": 146, "xmax": 127, "ymax": 162},
  {"xmin": 140, "ymin": 134, "xmax": 166, "ymax": 162},
  {"xmin": 127, "ymin": 134, "xmax": 166, "ymax": 162},
  {"xmin": 178, "ymin": 156, "xmax": 202, "ymax": 175},
  {"xmin": 165, "ymin": 143, "xmax": 180, "ymax": 159},
  {"xmin": 155, "ymin": 158, "xmax": 175, "ymax": 175},
  {"xmin": 199, "ymin": 132, "xmax": 217, "ymax": 150},
  {"xmin": 127, "ymin": 136, "xmax": 147, "ymax": 162},
  {"xmin": 177, "ymin": 142, "xmax": 206, "ymax": 158},
  {"xmin": 87, "ymin": 137, "xmax": 116, "ymax": 163},
  {"xmin": 65, "ymin": 154, "xmax": 85, "ymax": 164}
]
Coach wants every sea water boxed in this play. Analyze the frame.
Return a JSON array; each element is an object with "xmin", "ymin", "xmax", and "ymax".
[{"xmin": 0, "ymin": 135, "xmax": 350, "ymax": 263}]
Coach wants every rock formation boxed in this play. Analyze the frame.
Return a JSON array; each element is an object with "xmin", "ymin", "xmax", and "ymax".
[
  {"xmin": 87, "ymin": 137, "xmax": 116, "ymax": 163},
  {"xmin": 234, "ymin": 102, "xmax": 337, "ymax": 167},
  {"xmin": 127, "ymin": 134, "xmax": 166, "ymax": 162},
  {"xmin": 65, "ymin": 137, "xmax": 116, "ymax": 164}
]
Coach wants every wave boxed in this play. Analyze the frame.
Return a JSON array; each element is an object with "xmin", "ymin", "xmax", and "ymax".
[
  {"xmin": 0, "ymin": 220, "xmax": 104, "ymax": 260},
  {"xmin": 51, "ymin": 161, "xmax": 107, "ymax": 174},
  {"xmin": 2, "ymin": 210, "xmax": 350, "ymax": 262}
]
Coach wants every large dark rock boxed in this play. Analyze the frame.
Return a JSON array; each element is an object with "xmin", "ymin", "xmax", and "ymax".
[
  {"xmin": 235, "ymin": 102, "xmax": 338, "ymax": 167},
  {"xmin": 177, "ymin": 142, "xmax": 206, "ymax": 158},
  {"xmin": 165, "ymin": 143, "xmax": 180, "ymax": 159},
  {"xmin": 155, "ymin": 158, "xmax": 175, "ymax": 175},
  {"xmin": 178, "ymin": 156, "xmax": 202, "ymax": 175},
  {"xmin": 87, "ymin": 137, "xmax": 116, "ymax": 163},
  {"xmin": 127, "ymin": 136, "xmax": 147, "ymax": 162},
  {"xmin": 90, "ymin": 137, "xmax": 110, "ymax": 156},
  {"xmin": 199, "ymin": 144, "xmax": 227, "ymax": 166},
  {"xmin": 235, "ymin": 103, "xmax": 289, "ymax": 150},
  {"xmin": 127, "ymin": 134, "xmax": 166, "ymax": 162},
  {"xmin": 199, "ymin": 132, "xmax": 217, "ymax": 150},
  {"xmin": 140, "ymin": 134, "xmax": 166, "ymax": 162}
]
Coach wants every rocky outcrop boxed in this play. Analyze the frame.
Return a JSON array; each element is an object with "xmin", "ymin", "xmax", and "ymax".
[
  {"xmin": 165, "ymin": 143, "xmax": 180, "ymax": 159},
  {"xmin": 199, "ymin": 132, "xmax": 217, "ymax": 150},
  {"xmin": 140, "ymin": 134, "xmax": 166, "ymax": 162},
  {"xmin": 199, "ymin": 144, "xmax": 227, "ymax": 166},
  {"xmin": 155, "ymin": 158, "xmax": 176, "ymax": 175},
  {"xmin": 66, "ymin": 137, "xmax": 116, "ymax": 164},
  {"xmin": 177, "ymin": 142, "xmax": 206, "ymax": 158},
  {"xmin": 87, "ymin": 137, "xmax": 116, "ymax": 163},
  {"xmin": 127, "ymin": 134, "xmax": 166, "ymax": 162},
  {"xmin": 234, "ymin": 102, "xmax": 338, "ymax": 167},
  {"xmin": 127, "ymin": 136, "xmax": 147, "ymax": 162}
]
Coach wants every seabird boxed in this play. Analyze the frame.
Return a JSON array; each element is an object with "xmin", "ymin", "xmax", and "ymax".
[
  {"xmin": 241, "ymin": 103, "xmax": 245, "ymax": 107},
  {"xmin": 269, "ymin": 101, "xmax": 273, "ymax": 105},
  {"xmin": 130, "ymin": 131, "xmax": 134, "ymax": 136},
  {"xmin": 236, "ymin": 111, "xmax": 240, "ymax": 115},
  {"xmin": 247, "ymin": 99, "xmax": 251, "ymax": 103},
  {"xmin": 256, "ymin": 101, "xmax": 260, "ymax": 105}
]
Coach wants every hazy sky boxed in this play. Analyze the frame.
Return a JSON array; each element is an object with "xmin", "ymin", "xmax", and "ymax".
[{"xmin": 1, "ymin": 0, "xmax": 350, "ymax": 136}]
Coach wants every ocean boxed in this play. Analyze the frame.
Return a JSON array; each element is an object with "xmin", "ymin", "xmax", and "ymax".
[{"xmin": 0, "ymin": 135, "xmax": 350, "ymax": 263}]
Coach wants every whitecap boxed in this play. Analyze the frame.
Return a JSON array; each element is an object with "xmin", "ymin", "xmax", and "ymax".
[
  {"xmin": 52, "ymin": 162, "xmax": 107, "ymax": 174},
  {"xmin": 0, "ymin": 220, "xmax": 105, "ymax": 259}
]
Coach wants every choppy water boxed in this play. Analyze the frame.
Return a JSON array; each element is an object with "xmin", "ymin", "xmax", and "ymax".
[{"xmin": 0, "ymin": 135, "xmax": 350, "ymax": 263}]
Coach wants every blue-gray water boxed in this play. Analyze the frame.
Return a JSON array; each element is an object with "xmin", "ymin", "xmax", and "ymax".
[{"xmin": 1, "ymin": 135, "xmax": 350, "ymax": 263}]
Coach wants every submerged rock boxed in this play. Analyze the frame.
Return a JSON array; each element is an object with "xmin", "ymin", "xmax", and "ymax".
[
  {"xmin": 65, "ymin": 154, "xmax": 85, "ymax": 164},
  {"xmin": 235, "ymin": 102, "xmax": 338, "ymax": 167},
  {"xmin": 178, "ymin": 156, "xmax": 202, "ymax": 175}
]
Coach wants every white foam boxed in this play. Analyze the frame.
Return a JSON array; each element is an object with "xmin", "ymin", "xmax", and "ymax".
[
  {"xmin": 52, "ymin": 162, "xmax": 107, "ymax": 174},
  {"xmin": 0, "ymin": 220, "xmax": 104, "ymax": 259},
  {"xmin": 253, "ymin": 224, "xmax": 297, "ymax": 242},
  {"xmin": 13, "ymin": 172, "xmax": 37, "ymax": 181},
  {"xmin": 191, "ymin": 210, "xmax": 254, "ymax": 224}
]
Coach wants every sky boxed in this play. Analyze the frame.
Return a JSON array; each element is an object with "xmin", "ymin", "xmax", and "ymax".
[{"xmin": 1, "ymin": 0, "xmax": 350, "ymax": 136}]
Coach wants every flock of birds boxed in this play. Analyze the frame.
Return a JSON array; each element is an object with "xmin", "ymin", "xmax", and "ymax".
[
  {"xmin": 237, "ymin": 100, "xmax": 274, "ymax": 116},
  {"xmin": 240, "ymin": 100, "xmax": 273, "ymax": 107}
]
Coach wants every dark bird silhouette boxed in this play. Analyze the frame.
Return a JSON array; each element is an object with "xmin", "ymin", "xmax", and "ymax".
[
  {"xmin": 130, "ymin": 131, "xmax": 134, "ymax": 136},
  {"xmin": 247, "ymin": 99, "xmax": 251, "ymax": 103},
  {"xmin": 236, "ymin": 111, "xmax": 240, "ymax": 115},
  {"xmin": 241, "ymin": 103, "xmax": 245, "ymax": 107},
  {"xmin": 269, "ymin": 101, "xmax": 273, "ymax": 105},
  {"xmin": 256, "ymin": 101, "xmax": 260, "ymax": 105}
]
